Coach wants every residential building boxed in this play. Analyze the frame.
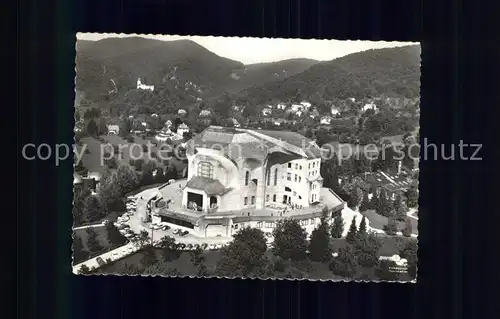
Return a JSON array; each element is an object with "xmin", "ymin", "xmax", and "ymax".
[
  {"xmin": 107, "ymin": 125, "xmax": 119, "ymax": 135},
  {"xmin": 176, "ymin": 123, "xmax": 190, "ymax": 136},
  {"xmin": 261, "ymin": 108, "xmax": 272, "ymax": 116},
  {"xmin": 136, "ymin": 78, "xmax": 154, "ymax": 91}
]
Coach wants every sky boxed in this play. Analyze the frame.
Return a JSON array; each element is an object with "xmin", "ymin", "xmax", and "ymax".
[{"xmin": 77, "ymin": 33, "xmax": 419, "ymax": 65}]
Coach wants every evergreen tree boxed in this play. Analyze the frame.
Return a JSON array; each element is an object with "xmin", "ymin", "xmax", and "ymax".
[
  {"xmin": 140, "ymin": 246, "xmax": 157, "ymax": 268},
  {"xmin": 308, "ymin": 219, "xmax": 332, "ymax": 262},
  {"xmin": 115, "ymin": 164, "xmax": 139, "ymax": 196},
  {"xmin": 359, "ymin": 192, "xmax": 371, "ymax": 212},
  {"xmin": 331, "ymin": 215, "xmax": 344, "ymax": 239},
  {"xmin": 347, "ymin": 187, "xmax": 363, "ymax": 209},
  {"xmin": 376, "ymin": 188, "xmax": 393, "ymax": 217},
  {"xmin": 272, "ymin": 219, "xmax": 308, "ymax": 261},
  {"xmin": 402, "ymin": 218, "xmax": 413, "ymax": 237},
  {"xmin": 86, "ymin": 119, "xmax": 98, "ymax": 136},
  {"xmin": 354, "ymin": 232, "xmax": 382, "ymax": 268},
  {"xmin": 85, "ymin": 228, "xmax": 103, "ymax": 253},
  {"xmin": 369, "ymin": 189, "xmax": 379, "ymax": 210},
  {"xmin": 345, "ymin": 217, "xmax": 358, "ymax": 244},
  {"xmin": 358, "ymin": 216, "xmax": 367, "ymax": 235},
  {"xmin": 329, "ymin": 245, "xmax": 358, "ymax": 278},
  {"xmin": 82, "ymin": 195, "xmax": 103, "ymax": 223},
  {"xmin": 383, "ymin": 217, "xmax": 398, "ymax": 236},
  {"xmin": 405, "ymin": 185, "xmax": 419, "ymax": 208}
]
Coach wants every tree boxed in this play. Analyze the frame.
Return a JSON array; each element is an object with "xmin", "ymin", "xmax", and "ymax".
[
  {"xmin": 215, "ymin": 227, "xmax": 268, "ymax": 277},
  {"xmin": 402, "ymin": 218, "xmax": 413, "ymax": 237},
  {"xmin": 308, "ymin": 219, "xmax": 332, "ymax": 262},
  {"xmin": 73, "ymin": 186, "xmax": 91, "ymax": 225},
  {"xmin": 159, "ymin": 236, "xmax": 181, "ymax": 262},
  {"xmin": 358, "ymin": 216, "xmax": 367, "ymax": 236},
  {"xmin": 105, "ymin": 222, "xmax": 127, "ymax": 246},
  {"xmin": 399, "ymin": 239, "xmax": 418, "ymax": 279},
  {"xmin": 359, "ymin": 192, "xmax": 371, "ymax": 212},
  {"xmin": 140, "ymin": 161, "xmax": 156, "ymax": 186},
  {"xmin": 114, "ymin": 164, "xmax": 139, "ymax": 195},
  {"xmin": 97, "ymin": 118, "xmax": 108, "ymax": 136},
  {"xmin": 347, "ymin": 186, "xmax": 363, "ymax": 209},
  {"xmin": 345, "ymin": 217, "xmax": 358, "ymax": 244},
  {"xmin": 86, "ymin": 119, "xmax": 98, "ymax": 136},
  {"xmin": 272, "ymin": 219, "xmax": 308, "ymax": 261},
  {"xmin": 354, "ymin": 232, "xmax": 382, "ymax": 268},
  {"xmin": 189, "ymin": 246, "xmax": 205, "ymax": 267},
  {"xmin": 82, "ymin": 195, "xmax": 103, "ymax": 223},
  {"xmin": 77, "ymin": 264, "xmax": 94, "ymax": 275},
  {"xmin": 122, "ymin": 263, "xmax": 142, "ymax": 275},
  {"xmin": 136, "ymin": 230, "xmax": 151, "ymax": 248},
  {"xmin": 376, "ymin": 188, "xmax": 393, "ymax": 217},
  {"xmin": 72, "ymin": 236, "xmax": 89, "ymax": 264},
  {"xmin": 140, "ymin": 246, "xmax": 157, "ymax": 268},
  {"xmin": 405, "ymin": 185, "xmax": 419, "ymax": 208},
  {"xmin": 119, "ymin": 119, "xmax": 133, "ymax": 137},
  {"xmin": 383, "ymin": 217, "xmax": 398, "ymax": 236},
  {"xmin": 142, "ymin": 259, "xmax": 180, "ymax": 277},
  {"xmin": 85, "ymin": 228, "xmax": 103, "ymax": 253},
  {"xmin": 329, "ymin": 245, "xmax": 358, "ymax": 278},
  {"xmin": 330, "ymin": 215, "xmax": 344, "ymax": 239},
  {"xmin": 393, "ymin": 194, "xmax": 408, "ymax": 221}
]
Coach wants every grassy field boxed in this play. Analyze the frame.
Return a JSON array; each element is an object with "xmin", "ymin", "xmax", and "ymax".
[
  {"xmin": 76, "ymin": 135, "xmax": 186, "ymax": 174},
  {"xmin": 73, "ymin": 225, "xmax": 127, "ymax": 264},
  {"xmin": 362, "ymin": 210, "xmax": 419, "ymax": 235},
  {"xmin": 98, "ymin": 236, "xmax": 415, "ymax": 279}
]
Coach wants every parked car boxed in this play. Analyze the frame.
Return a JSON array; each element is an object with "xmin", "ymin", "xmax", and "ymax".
[
  {"xmin": 161, "ymin": 225, "xmax": 170, "ymax": 231},
  {"xmin": 173, "ymin": 229, "xmax": 180, "ymax": 235},
  {"xmin": 181, "ymin": 230, "xmax": 189, "ymax": 236}
]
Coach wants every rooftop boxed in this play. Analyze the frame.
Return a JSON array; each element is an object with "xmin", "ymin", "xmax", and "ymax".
[{"xmin": 185, "ymin": 126, "xmax": 322, "ymax": 160}]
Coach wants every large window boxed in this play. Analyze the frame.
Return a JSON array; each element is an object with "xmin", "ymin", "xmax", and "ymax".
[
  {"xmin": 245, "ymin": 171, "xmax": 250, "ymax": 186},
  {"xmin": 266, "ymin": 169, "xmax": 270, "ymax": 186},
  {"xmin": 273, "ymin": 194, "xmax": 276, "ymax": 202},
  {"xmin": 274, "ymin": 168, "xmax": 278, "ymax": 186},
  {"xmin": 251, "ymin": 196, "xmax": 255, "ymax": 205},
  {"xmin": 244, "ymin": 196, "xmax": 248, "ymax": 205},
  {"xmin": 197, "ymin": 161, "xmax": 213, "ymax": 179}
]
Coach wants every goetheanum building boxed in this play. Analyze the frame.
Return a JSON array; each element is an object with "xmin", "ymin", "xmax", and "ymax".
[{"xmin": 148, "ymin": 126, "xmax": 347, "ymax": 238}]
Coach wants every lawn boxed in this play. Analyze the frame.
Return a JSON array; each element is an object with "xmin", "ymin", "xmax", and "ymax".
[
  {"xmin": 77, "ymin": 135, "xmax": 187, "ymax": 174},
  {"xmin": 362, "ymin": 210, "xmax": 419, "ymax": 235},
  {"xmin": 73, "ymin": 225, "xmax": 128, "ymax": 265}
]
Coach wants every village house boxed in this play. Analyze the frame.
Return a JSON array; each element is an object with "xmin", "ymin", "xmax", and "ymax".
[
  {"xmin": 320, "ymin": 116, "xmax": 333, "ymax": 125},
  {"xmin": 331, "ymin": 107, "xmax": 340, "ymax": 117},
  {"xmin": 199, "ymin": 110, "xmax": 211, "ymax": 117},
  {"xmin": 300, "ymin": 101, "xmax": 312, "ymax": 110},
  {"xmin": 178, "ymin": 109, "xmax": 187, "ymax": 115},
  {"xmin": 276, "ymin": 103, "xmax": 287, "ymax": 110},
  {"xmin": 362, "ymin": 102, "xmax": 378, "ymax": 113},
  {"xmin": 261, "ymin": 108, "xmax": 272, "ymax": 116},
  {"xmin": 136, "ymin": 78, "xmax": 154, "ymax": 91},
  {"xmin": 107, "ymin": 124, "xmax": 120, "ymax": 135},
  {"xmin": 176, "ymin": 123, "xmax": 190, "ymax": 136}
]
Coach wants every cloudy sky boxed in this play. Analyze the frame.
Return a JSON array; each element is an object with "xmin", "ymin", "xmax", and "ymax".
[{"xmin": 78, "ymin": 33, "xmax": 418, "ymax": 65}]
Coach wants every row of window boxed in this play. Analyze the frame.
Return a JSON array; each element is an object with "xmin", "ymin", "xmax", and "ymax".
[
  {"xmin": 266, "ymin": 168, "xmax": 279, "ymax": 186},
  {"xmin": 198, "ymin": 161, "xmax": 214, "ymax": 179},
  {"xmin": 243, "ymin": 196, "xmax": 256, "ymax": 206},
  {"xmin": 256, "ymin": 221, "xmax": 275, "ymax": 228},
  {"xmin": 309, "ymin": 170, "xmax": 319, "ymax": 177},
  {"xmin": 286, "ymin": 173, "xmax": 303, "ymax": 183},
  {"xmin": 287, "ymin": 163, "xmax": 303, "ymax": 170},
  {"xmin": 308, "ymin": 161, "xmax": 320, "ymax": 169}
]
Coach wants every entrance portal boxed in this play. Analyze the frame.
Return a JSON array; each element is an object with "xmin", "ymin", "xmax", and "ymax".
[{"xmin": 187, "ymin": 192, "xmax": 203, "ymax": 211}]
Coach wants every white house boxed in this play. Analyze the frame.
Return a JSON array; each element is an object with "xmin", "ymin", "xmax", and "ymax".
[
  {"xmin": 296, "ymin": 110, "xmax": 303, "ymax": 117},
  {"xmin": 331, "ymin": 107, "xmax": 340, "ymax": 116},
  {"xmin": 178, "ymin": 109, "xmax": 187, "ymax": 115},
  {"xmin": 151, "ymin": 113, "xmax": 159, "ymax": 118},
  {"xmin": 362, "ymin": 103, "xmax": 378, "ymax": 112},
  {"xmin": 107, "ymin": 125, "xmax": 120, "ymax": 135},
  {"xmin": 136, "ymin": 78, "xmax": 154, "ymax": 91},
  {"xmin": 291, "ymin": 104, "xmax": 302, "ymax": 112},
  {"xmin": 176, "ymin": 123, "xmax": 190, "ymax": 136},
  {"xmin": 300, "ymin": 101, "xmax": 312, "ymax": 110},
  {"xmin": 199, "ymin": 110, "xmax": 211, "ymax": 117},
  {"xmin": 320, "ymin": 116, "xmax": 333, "ymax": 125},
  {"xmin": 261, "ymin": 108, "xmax": 272, "ymax": 116},
  {"xmin": 276, "ymin": 103, "xmax": 287, "ymax": 110}
]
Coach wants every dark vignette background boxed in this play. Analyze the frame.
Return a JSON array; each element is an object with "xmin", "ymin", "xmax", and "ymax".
[{"xmin": 15, "ymin": 0, "xmax": 498, "ymax": 319}]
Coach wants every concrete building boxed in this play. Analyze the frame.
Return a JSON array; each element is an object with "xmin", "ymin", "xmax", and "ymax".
[{"xmin": 147, "ymin": 126, "xmax": 348, "ymax": 237}]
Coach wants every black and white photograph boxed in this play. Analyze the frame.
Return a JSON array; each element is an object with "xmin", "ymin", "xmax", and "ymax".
[{"xmin": 72, "ymin": 33, "xmax": 420, "ymax": 282}]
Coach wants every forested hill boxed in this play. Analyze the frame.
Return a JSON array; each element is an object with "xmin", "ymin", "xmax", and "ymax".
[
  {"xmin": 75, "ymin": 37, "xmax": 319, "ymax": 113},
  {"xmin": 233, "ymin": 45, "xmax": 421, "ymax": 105},
  {"xmin": 75, "ymin": 37, "xmax": 244, "ymax": 104}
]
